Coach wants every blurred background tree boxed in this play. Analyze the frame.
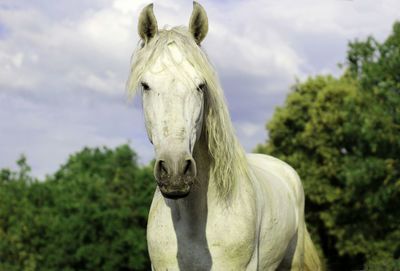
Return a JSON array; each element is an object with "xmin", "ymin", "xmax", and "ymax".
[
  {"xmin": 0, "ymin": 145, "xmax": 155, "ymax": 271},
  {"xmin": 255, "ymin": 22, "xmax": 400, "ymax": 269}
]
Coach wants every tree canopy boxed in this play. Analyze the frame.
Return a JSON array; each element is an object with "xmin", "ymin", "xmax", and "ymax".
[
  {"xmin": 255, "ymin": 22, "xmax": 400, "ymax": 269},
  {"xmin": 0, "ymin": 145, "xmax": 155, "ymax": 271}
]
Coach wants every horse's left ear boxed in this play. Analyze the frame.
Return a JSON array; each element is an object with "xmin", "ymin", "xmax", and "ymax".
[
  {"xmin": 189, "ymin": 2, "xmax": 208, "ymax": 45},
  {"xmin": 138, "ymin": 3, "xmax": 158, "ymax": 42}
]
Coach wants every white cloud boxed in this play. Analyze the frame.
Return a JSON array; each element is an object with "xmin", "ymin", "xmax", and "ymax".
[
  {"xmin": 237, "ymin": 121, "xmax": 263, "ymax": 138},
  {"xmin": 204, "ymin": 0, "xmax": 399, "ymax": 84},
  {"xmin": 0, "ymin": 2, "xmax": 139, "ymax": 94}
]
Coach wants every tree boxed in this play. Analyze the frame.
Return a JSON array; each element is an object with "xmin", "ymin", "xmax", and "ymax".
[
  {"xmin": 255, "ymin": 22, "xmax": 400, "ymax": 269},
  {"xmin": 0, "ymin": 155, "xmax": 44, "ymax": 271},
  {"xmin": 0, "ymin": 145, "xmax": 156, "ymax": 271}
]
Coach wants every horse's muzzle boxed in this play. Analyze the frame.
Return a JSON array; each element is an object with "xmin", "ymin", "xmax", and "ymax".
[{"xmin": 154, "ymin": 153, "xmax": 196, "ymax": 199}]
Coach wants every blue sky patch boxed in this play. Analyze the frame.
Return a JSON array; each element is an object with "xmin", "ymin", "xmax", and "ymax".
[{"xmin": 0, "ymin": 22, "xmax": 9, "ymax": 40}]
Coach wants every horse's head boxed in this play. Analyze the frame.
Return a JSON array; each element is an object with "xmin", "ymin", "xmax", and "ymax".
[{"xmin": 137, "ymin": 2, "xmax": 209, "ymax": 199}]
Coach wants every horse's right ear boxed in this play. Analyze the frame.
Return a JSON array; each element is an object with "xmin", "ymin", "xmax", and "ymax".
[{"xmin": 138, "ymin": 3, "xmax": 158, "ymax": 42}]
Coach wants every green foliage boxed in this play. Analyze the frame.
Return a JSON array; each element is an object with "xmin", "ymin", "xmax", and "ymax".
[
  {"xmin": 0, "ymin": 157, "xmax": 41, "ymax": 271},
  {"xmin": 0, "ymin": 145, "xmax": 156, "ymax": 271},
  {"xmin": 256, "ymin": 21, "xmax": 400, "ymax": 269}
]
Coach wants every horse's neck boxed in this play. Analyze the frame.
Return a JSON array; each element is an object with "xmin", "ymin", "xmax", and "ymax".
[{"xmin": 164, "ymin": 133, "xmax": 212, "ymax": 231}]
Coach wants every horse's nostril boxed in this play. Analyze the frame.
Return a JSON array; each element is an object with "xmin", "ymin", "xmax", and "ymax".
[
  {"xmin": 184, "ymin": 159, "xmax": 192, "ymax": 175},
  {"xmin": 155, "ymin": 156, "xmax": 196, "ymax": 182},
  {"xmin": 183, "ymin": 158, "xmax": 196, "ymax": 177},
  {"xmin": 155, "ymin": 160, "xmax": 169, "ymax": 181},
  {"xmin": 160, "ymin": 161, "xmax": 168, "ymax": 175}
]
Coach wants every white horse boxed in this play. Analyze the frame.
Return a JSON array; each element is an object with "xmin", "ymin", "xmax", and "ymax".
[{"xmin": 127, "ymin": 2, "xmax": 321, "ymax": 270}]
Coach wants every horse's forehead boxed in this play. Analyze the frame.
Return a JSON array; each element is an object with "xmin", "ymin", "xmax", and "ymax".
[
  {"xmin": 166, "ymin": 42, "xmax": 185, "ymax": 63},
  {"xmin": 148, "ymin": 43, "xmax": 199, "ymax": 80}
]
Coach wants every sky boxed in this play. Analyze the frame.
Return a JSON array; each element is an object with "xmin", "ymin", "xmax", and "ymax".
[{"xmin": 0, "ymin": 0, "xmax": 399, "ymax": 179}]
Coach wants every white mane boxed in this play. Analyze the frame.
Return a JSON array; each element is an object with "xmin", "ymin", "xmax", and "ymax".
[{"xmin": 127, "ymin": 27, "xmax": 249, "ymax": 200}]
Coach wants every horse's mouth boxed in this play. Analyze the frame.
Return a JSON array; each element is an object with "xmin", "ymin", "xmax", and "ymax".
[{"xmin": 159, "ymin": 184, "xmax": 191, "ymax": 199}]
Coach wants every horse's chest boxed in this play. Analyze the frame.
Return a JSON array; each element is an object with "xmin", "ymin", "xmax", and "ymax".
[{"xmin": 147, "ymin": 198, "xmax": 257, "ymax": 270}]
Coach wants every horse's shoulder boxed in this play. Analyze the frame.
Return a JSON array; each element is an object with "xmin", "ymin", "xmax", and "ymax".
[
  {"xmin": 245, "ymin": 154, "xmax": 303, "ymax": 268},
  {"xmin": 246, "ymin": 153, "xmax": 304, "ymax": 206}
]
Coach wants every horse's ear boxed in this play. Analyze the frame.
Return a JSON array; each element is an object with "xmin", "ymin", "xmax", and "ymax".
[
  {"xmin": 138, "ymin": 3, "xmax": 158, "ymax": 42},
  {"xmin": 189, "ymin": 2, "xmax": 208, "ymax": 44}
]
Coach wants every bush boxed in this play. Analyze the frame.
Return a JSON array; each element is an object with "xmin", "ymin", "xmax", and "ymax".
[{"xmin": 0, "ymin": 145, "xmax": 156, "ymax": 271}]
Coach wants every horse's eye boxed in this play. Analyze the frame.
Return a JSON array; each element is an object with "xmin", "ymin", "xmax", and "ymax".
[
  {"xmin": 197, "ymin": 83, "xmax": 206, "ymax": 92},
  {"xmin": 141, "ymin": 82, "xmax": 150, "ymax": 91}
]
